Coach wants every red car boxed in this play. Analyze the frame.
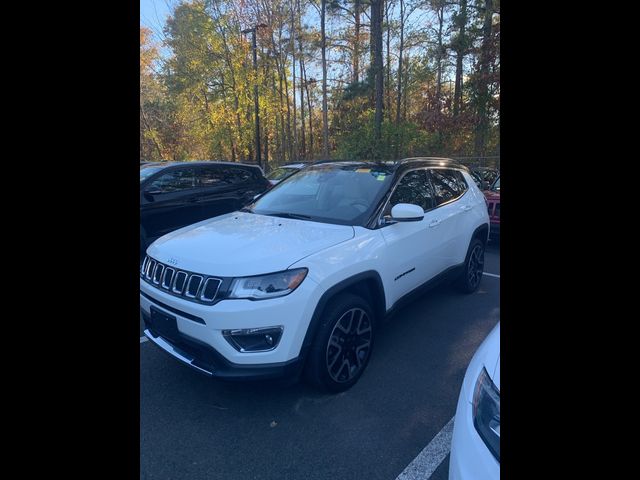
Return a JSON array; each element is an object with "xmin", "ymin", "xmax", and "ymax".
[{"xmin": 484, "ymin": 176, "xmax": 500, "ymax": 239}]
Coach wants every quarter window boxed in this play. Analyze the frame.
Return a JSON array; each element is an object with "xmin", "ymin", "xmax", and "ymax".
[
  {"xmin": 198, "ymin": 166, "xmax": 256, "ymax": 188},
  {"xmin": 386, "ymin": 169, "xmax": 434, "ymax": 214}
]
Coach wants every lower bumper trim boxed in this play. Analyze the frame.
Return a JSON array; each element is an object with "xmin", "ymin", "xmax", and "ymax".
[{"xmin": 144, "ymin": 329, "xmax": 213, "ymax": 376}]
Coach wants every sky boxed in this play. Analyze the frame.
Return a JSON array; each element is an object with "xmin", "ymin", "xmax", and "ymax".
[{"xmin": 140, "ymin": 0, "xmax": 172, "ymax": 39}]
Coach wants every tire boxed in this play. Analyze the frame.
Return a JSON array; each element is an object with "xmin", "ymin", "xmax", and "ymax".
[
  {"xmin": 455, "ymin": 237, "xmax": 485, "ymax": 293},
  {"xmin": 304, "ymin": 293, "xmax": 375, "ymax": 393}
]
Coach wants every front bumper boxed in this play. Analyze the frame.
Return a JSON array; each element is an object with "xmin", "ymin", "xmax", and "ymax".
[
  {"xmin": 449, "ymin": 384, "xmax": 499, "ymax": 480},
  {"xmin": 140, "ymin": 273, "xmax": 322, "ymax": 377},
  {"xmin": 142, "ymin": 322, "xmax": 303, "ymax": 380}
]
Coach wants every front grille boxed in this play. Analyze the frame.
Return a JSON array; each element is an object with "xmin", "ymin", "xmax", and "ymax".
[{"xmin": 140, "ymin": 256, "xmax": 222, "ymax": 304}]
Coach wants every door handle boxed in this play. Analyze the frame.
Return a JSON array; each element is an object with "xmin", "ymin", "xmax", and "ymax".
[
  {"xmin": 428, "ymin": 219, "xmax": 441, "ymax": 228},
  {"xmin": 461, "ymin": 205, "xmax": 472, "ymax": 212}
]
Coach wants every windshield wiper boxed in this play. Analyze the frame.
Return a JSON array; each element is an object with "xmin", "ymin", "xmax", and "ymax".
[{"xmin": 264, "ymin": 212, "xmax": 312, "ymax": 220}]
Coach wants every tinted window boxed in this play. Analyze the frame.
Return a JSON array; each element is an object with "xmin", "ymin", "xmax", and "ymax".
[
  {"xmin": 222, "ymin": 167, "xmax": 255, "ymax": 185},
  {"xmin": 198, "ymin": 166, "xmax": 256, "ymax": 188},
  {"xmin": 140, "ymin": 165, "xmax": 163, "ymax": 182},
  {"xmin": 430, "ymin": 169, "xmax": 466, "ymax": 205},
  {"xmin": 267, "ymin": 167, "xmax": 297, "ymax": 181},
  {"xmin": 386, "ymin": 169, "xmax": 433, "ymax": 214},
  {"xmin": 149, "ymin": 168, "xmax": 197, "ymax": 193}
]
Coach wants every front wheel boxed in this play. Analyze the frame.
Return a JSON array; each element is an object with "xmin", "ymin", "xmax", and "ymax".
[
  {"xmin": 305, "ymin": 293, "xmax": 375, "ymax": 393},
  {"xmin": 455, "ymin": 238, "xmax": 485, "ymax": 293}
]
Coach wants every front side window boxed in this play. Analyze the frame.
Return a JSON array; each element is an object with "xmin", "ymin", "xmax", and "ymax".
[
  {"xmin": 148, "ymin": 168, "xmax": 197, "ymax": 193},
  {"xmin": 430, "ymin": 169, "xmax": 466, "ymax": 205},
  {"xmin": 385, "ymin": 169, "xmax": 434, "ymax": 214},
  {"xmin": 140, "ymin": 165, "xmax": 163, "ymax": 182}
]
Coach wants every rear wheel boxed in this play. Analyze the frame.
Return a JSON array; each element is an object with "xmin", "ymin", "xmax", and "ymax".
[
  {"xmin": 305, "ymin": 293, "xmax": 374, "ymax": 393},
  {"xmin": 455, "ymin": 237, "xmax": 485, "ymax": 293}
]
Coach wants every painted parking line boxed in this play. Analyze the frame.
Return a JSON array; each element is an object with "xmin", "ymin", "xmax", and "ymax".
[
  {"xmin": 396, "ymin": 417, "xmax": 455, "ymax": 480},
  {"xmin": 140, "ymin": 336, "xmax": 148, "ymax": 344}
]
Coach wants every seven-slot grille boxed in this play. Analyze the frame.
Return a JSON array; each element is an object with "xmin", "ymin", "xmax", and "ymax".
[{"xmin": 140, "ymin": 256, "xmax": 222, "ymax": 304}]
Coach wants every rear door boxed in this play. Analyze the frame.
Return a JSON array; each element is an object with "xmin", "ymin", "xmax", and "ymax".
[
  {"xmin": 195, "ymin": 165, "xmax": 265, "ymax": 220},
  {"xmin": 427, "ymin": 168, "xmax": 470, "ymax": 268}
]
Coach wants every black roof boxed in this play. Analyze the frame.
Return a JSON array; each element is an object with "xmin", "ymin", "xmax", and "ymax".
[
  {"xmin": 309, "ymin": 157, "xmax": 468, "ymax": 173},
  {"xmin": 139, "ymin": 160, "xmax": 263, "ymax": 170}
]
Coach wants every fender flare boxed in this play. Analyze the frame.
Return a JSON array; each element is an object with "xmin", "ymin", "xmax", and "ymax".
[{"xmin": 299, "ymin": 270, "xmax": 386, "ymax": 356}]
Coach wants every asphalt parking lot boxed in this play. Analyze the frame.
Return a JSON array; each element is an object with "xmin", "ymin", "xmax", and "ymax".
[{"xmin": 140, "ymin": 241, "xmax": 500, "ymax": 480}]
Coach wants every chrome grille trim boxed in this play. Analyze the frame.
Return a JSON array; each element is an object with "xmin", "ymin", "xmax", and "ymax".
[
  {"xmin": 141, "ymin": 256, "xmax": 223, "ymax": 304},
  {"xmin": 162, "ymin": 267, "xmax": 175, "ymax": 290},
  {"xmin": 185, "ymin": 275, "xmax": 203, "ymax": 298},
  {"xmin": 145, "ymin": 259, "xmax": 156, "ymax": 279},
  {"xmin": 153, "ymin": 264, "xmax": 164, "ymax": 284},
  {"xmin": 172, "ymin": 271, "xmax": 188, "ymax": 294},
  {"xmin": 200, "ymin": 278, "xmax": 222, "ymax": 302}
]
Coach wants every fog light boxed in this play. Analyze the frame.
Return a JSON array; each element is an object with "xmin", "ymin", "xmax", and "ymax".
[{"xmin": 222, "ymin": 326, "xmax": 283, "ymax": 352}]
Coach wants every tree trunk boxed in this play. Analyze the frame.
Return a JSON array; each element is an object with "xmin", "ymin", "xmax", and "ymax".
[
  {"xmin": 371, "ymin": 0, "xmax": 384, "ymax": 144},
  {"xmin": 474, "ymin": 0, "xmax": 493, "ymax": 157},
  {"xmin": 395, "ymin": 0, "xmax": 404, "ymax": 127},
  {"xmin": 453, "ymin": 0, "xmax": 468, "ymax": 117},
  {"xmin": 321, "ymin": 0, "xmax": 329, "ymax": 158},
  {"xmin": 435, "ymin": 5, "xmax": 444, "ymax": 113},
  {"xmin": 302, "ymin": 59, "xmax": 314, "ymax": 159},
  {"xmin": 353, "ymin": 0, "xmax": 361, "ymax": 83},
  {"xmin": 385, "ymin": 0, "xmax": 392, "ymax": 119},
  {"xmin": 394, "ymin": 0, "xmax": 405, "ymax": 159},
  {"xmin": 290, "ymin": 1, "xmax": 298, "ymax": 161}
]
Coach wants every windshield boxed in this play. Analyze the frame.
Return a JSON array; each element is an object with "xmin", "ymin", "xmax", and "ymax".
[
  {"xmin": 267, "ymin": 167, "xmax": 297, "ymax": 181},
  {"xmin": 249, "ymin": 164, "xmax": 394, "ymax": 226},
  {"xmin": 140, "ymin": 165, "xmax": 163, "ymax": 182}
]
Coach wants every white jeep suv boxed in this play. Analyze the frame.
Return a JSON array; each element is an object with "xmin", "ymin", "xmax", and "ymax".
[{"xmin": 140, "ymin": 158, "xmax": 490, "ymax": 392}]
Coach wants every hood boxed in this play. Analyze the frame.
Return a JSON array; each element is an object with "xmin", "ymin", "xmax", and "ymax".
[{"xmin": 147, "ymin": 212, "xmax": 355, "ymax": 277}]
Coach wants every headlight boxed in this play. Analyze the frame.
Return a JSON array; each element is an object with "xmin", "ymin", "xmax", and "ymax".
[
  {"xmin": 472, "ymin": 367, "xmax": 500, "ymax": 462},
  {"xmin": 227, "ymin": 268, "xmax": 308, "ymax": 300}
]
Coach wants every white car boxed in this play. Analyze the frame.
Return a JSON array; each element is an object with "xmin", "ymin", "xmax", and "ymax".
[
  {"xmin": 140, "ymin": 158, "xmax": 490, "ymax": 392},
  {"xmin": 449, "ymin": 322, "xmax": 500, "ymax": 480}
]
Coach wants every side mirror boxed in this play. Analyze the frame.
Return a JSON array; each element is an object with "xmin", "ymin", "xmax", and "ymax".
[
  {"xmin": 143, "ymin": 189, "xmax": 161, "ymax": 201},
  {"xmin": 391, "ymin": 203, "xmax": 424, "ymax": 222}
]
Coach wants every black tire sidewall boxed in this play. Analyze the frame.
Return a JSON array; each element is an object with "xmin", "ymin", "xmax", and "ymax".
[
  {"xmin": 305, "ymin": 293, "xmax": 375, "ymax": 393},
  {"xmin": 457, "ymin": 237, "xmax": 485, "ymax": 293}
]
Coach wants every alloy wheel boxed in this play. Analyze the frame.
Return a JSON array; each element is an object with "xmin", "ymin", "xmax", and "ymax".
[
  {"xmin": 325, "ymin": 308, "xmax": 372, "ymax": 383},
  {"xmin": 468, "ymin": 244, "xmax": 485, "ymax": 289}
]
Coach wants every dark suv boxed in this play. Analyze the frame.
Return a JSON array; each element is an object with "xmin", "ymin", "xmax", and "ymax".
[{"xmin": 140, "ymin": 161, "xmax": 271, "ymax": 253}]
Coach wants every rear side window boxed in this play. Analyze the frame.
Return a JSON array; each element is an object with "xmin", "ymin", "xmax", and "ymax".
[
  {"xmin": 430, "ymin": 169, "xmax": 467, "ymax": 205},
  {"xmin": 148, "ymin": 168, "xmax": 197, "ymax": 193},
  {"xmin": 222, "ymin": 167, "xmax": 256, "ymax": 185},
  {"xmin": 386, "ymin": 169, "xmax": 434, "ymax": 213},
  {"xmin": 198, "ymin": 166, "xmax": 257, "ymax": 188}
]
